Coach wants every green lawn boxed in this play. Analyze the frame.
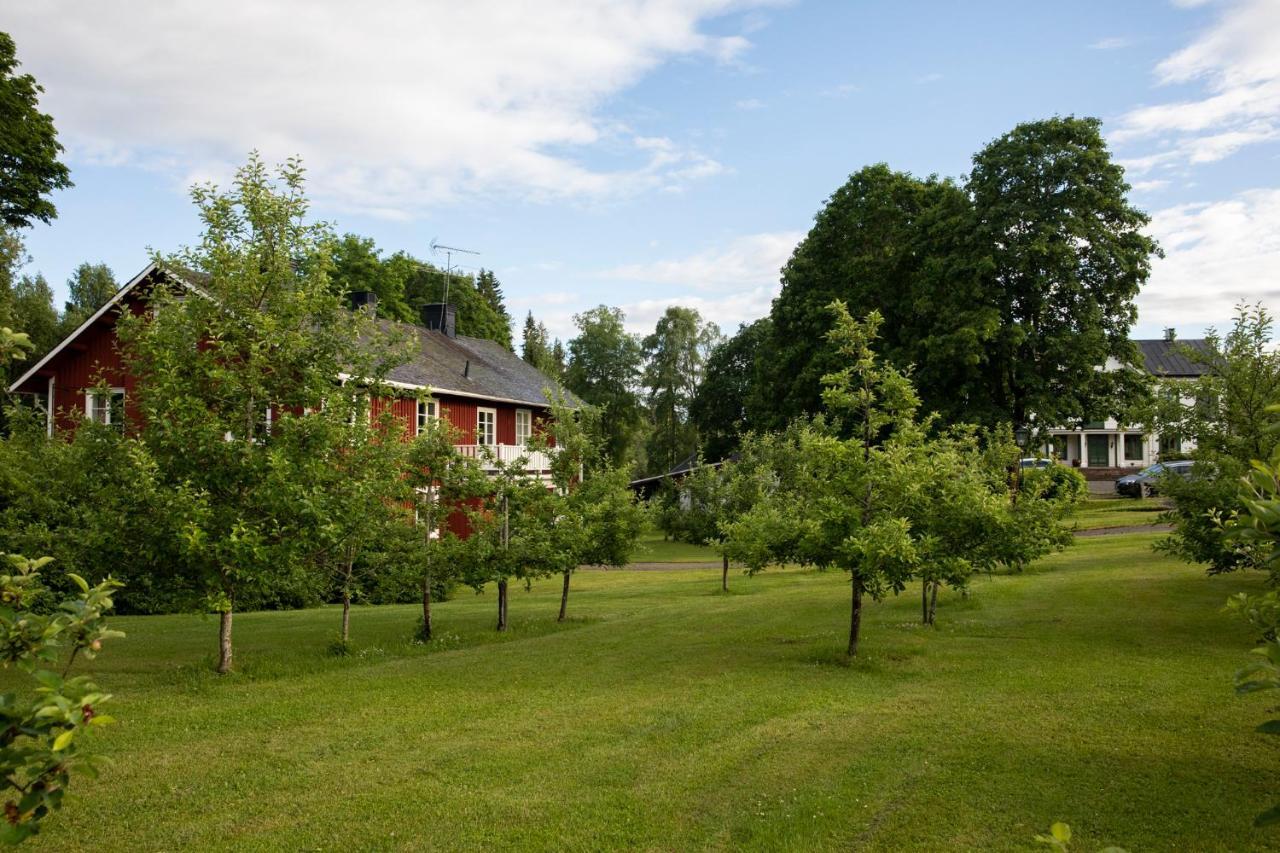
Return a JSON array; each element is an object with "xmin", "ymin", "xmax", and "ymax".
[
  {"xmin": 15, "ymin": 534, "xmax": 1280, "ymax": 851},
  {"xmin": 1069, "ymin": 495, "xmax": 1169, "ymax": 530},
  {"xmin": 629, "ymin": 527, "xmax": 720, "ymax": 562}
]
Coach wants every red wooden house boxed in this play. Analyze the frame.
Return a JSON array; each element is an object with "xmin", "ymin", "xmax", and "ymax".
[{"xmin": 7, "ymin": 262, "xmax": 575, "ymax": 487}]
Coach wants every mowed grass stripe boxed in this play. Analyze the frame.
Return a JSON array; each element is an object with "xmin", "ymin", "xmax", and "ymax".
[{"xmin": 14, "ymin": 535, "xmax": 1278, "ymax": 851}]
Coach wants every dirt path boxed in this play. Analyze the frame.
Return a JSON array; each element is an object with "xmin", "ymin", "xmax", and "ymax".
[
  {"xmin": 586, "ymin": 561, "xmax": 728, "ymax": 572},
  {"xmin": 1074, "ymin": 523, "xmax": 1172, "ymax": 537}
]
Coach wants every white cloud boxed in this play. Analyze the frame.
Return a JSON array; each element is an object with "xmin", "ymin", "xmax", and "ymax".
[
  {"xmin": 1090, "ymin": 36, "xmax": 1133, "ymax": 50},
  {"xmin": 604, "ymin": 230, "xmax": 801, "ymax": 292},
  {"xmin": 5, "ymin": 1, "xmax": 772, "ymax": 216},
  {"xmin": 1131, "ymin": 179, "xmax": 1171, "ymax": 192},
  {"xmin": 600, "ymin": 230, "xmax": 800, "ymax": 333},
  {"xmin": 1139, "ymin": 187, "xmax": 1280, "ymax": 328},
  {"xmin": 735, "ymin": 98, "xmax": 766, "ymax": 110},
  {"xmin": 619, "ymin": 286, "xmax": 778, "ymax": 336},
  {"xmin": 1113, "ymin": 0, "xmax": 1280, "ymax": 171}
]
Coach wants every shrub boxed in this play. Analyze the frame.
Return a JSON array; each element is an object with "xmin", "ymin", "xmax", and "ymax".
[{"xmin": 1022, "ymin": 464, "xmax": 1087, "ymax": 505}]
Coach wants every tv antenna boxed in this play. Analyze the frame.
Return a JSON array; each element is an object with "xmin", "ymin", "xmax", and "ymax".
[{"xmin": 429, "ymin": 239, "xmax": 480, "ymax": 306}]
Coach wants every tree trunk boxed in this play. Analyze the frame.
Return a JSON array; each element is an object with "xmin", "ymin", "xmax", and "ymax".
[
  {"xmin": 921, "ymin": 579, "xmax": 930, "ymax": 625},
  {"xmin": 722, "ymin": 554, "xmax": 729, "ymax": 592},
  {"xmin": 928, "ymin": 581, "xmax": 940, "ymax": 626},
  {"xmin": 497, "ymin": 578, "xmax": 508, "ymax": 631},
  {"xmin": 217, "ymin": 607, "xmax": 233, "ymax": 674},
  {"xmin": 558, "ymin": 570, "xmax": 571, "ymax": 622},
  {"xmin": 847, "ymin": 576, "xmax": 863, "ymax": 657},
  {"xmin": 340, "ymin": 554, "xmax": 354, "ymax": 644},
  {"xmin": 421, "ymin": 572, "xmax": 433, "ymax": 642}
]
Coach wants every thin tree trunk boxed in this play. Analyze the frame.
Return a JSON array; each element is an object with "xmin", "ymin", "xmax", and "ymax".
[
  {"xmin": 340, "ymin": 554, "xmax": 353, "ymax": 644},
  {"xmin": 848, "ymin": 576, "xmax": 863, "ymax": 657},
  {"xmin": 497, "ymin": 579, "xmax": 508, "ymax": 631},
  {"xmin": 421, "ymin": 571, "xmax": 433, "ymax": 641},
  {"xmin": 722, "ymin": 554, "xmax": 729, "ymax": 592},
  {"xmin": 928, "ymin": 581, "xmax": 940, "ymax": 626},
  {"xmin": 558, "ymin": 570, "xmax": 571, "ymax": 622},
  {"xmin": 497, "ymin": 493, "xmax": 510, "ymax": 631},
  {"xmin": 921, "ymin": 579, "xmax": 930, "ymax": 624},
  {"xmin": 217, "ymin": 607, "xmax": 233, "ymax": 674}
]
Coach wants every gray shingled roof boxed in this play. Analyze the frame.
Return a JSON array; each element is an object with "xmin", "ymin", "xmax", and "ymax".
[
  {"xmin": 1135, "ymin": 339, "xmax": 1213, "ymax": 377},
  {"xmin": 380, "ymin": 320, "xmax": 579, "ymax": 408}
]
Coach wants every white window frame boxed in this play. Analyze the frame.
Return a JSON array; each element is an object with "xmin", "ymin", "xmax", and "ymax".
[
  {"xmin": 416, "ymin": 399, "xmax": 437, "ymax": 435},
  {"xmin": 515, "ymin": 408, "xmax": 532, "ymax": 446},
  {"xmin": 85, "ymin": 387, "xmax": 126, "ymax": 427},
  {"xmin": 476, "ymin": 407, "xmax": 497, "ymax": 446}
]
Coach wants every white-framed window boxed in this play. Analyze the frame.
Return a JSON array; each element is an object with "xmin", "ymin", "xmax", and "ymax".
[
  {"xmin": 476, "ymin": 407, "xmax": 497, "ymax": 446},
  {"xmin": 515, "ymin": 409, "xmax": 532, "ymax": 446},
  {"xmin": 417, "ymin": 399, "xmax": 437, "ymax": 434},
  {"xmin": 85, "ymin": 388, "xmax": 126, "ymax": 428}
]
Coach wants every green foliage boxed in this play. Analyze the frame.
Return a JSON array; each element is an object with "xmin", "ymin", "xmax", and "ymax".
[
  {"xmin": 1225, "ymin": 589, "xmax": 1280, "ymax": 827},
  {"xmin": 641, "ymin": 306, "xmax": 720, "ymax": 477},
  {"xmin": 1022, "ymin": 464, "xmax": 1088, "ymax": 505},
  {"xmin": 0, "ymin": 554, "xmax": 122, "ymax": 843},
  {"xmin": 7, "ymin": 274, "xmax": 57, "ymax": 367},
  {"xmin": 0, "ymin": 410, "xmax": 191, "ymax": 613},
  {"xmin": 564, "ymin": 305, "xmax": 644, "ymax": 470},
  {"xmin": 114, "ymin": 154, "xmax": 403, "ymax": 671},
  {"xmin": 1159, "ymin": 306, "xmax": 1280, "ymax": 574},
  {"xmin": 330, "ymin": 233, "xmax": 513, "ymax": 348},
  {"xmin": 0, "ymin": 33, "xmax": 72, "ymax": 229},
  {"xmin": 521, "ymin": 311, "xmax": 564, "ymax": 379},
  {"xmin": 60, "ymin": 263, "xmax": 116, "ymax": 331},
  {"xmin": 689, "ymin": 318, "xmax": 769, "ymax": 462},
  {"xmin": 755, "ymin": 117, "xmax": 1156, "ymax": 435},
  {"xmin": 404, "ymin": 410, "xmax": 488, "ymax": 640}
]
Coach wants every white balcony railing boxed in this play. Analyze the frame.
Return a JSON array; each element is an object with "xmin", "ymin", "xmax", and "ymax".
[{"xmin": 455, "ymin": 443, "xmax": 554, "ymax": 473}]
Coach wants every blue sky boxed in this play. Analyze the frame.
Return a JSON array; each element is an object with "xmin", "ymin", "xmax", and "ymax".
[{"xmin": 7, "ymin": 0, "xmax": 1279, "ymax": 341}]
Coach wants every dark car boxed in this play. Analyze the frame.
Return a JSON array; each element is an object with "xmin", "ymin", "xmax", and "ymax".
[{"xmin": 1116, "ymin": 460, "xmax": 1195, "ymax": 497}]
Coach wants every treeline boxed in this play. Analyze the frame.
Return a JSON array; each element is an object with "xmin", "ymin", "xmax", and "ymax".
[
  {"xmin": 521, "ymin": 303, "xmax": 722, "ymax": 478},
  {"xmin": 522, "ymin": 117, "xmax": 1158, "ymax": 480}
]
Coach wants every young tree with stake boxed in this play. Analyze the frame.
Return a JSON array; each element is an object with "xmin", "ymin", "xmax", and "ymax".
[
  {"xmin": 116, "ymin": 154, "xmax": 402, "ymax": 673},
  {"xmin": 404, "ymin": 408, "xmax": 487, "ymax": 641}
]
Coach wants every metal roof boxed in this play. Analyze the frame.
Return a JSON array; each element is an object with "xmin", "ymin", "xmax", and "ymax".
[
  {"xmin": 1135, "ymin": 339, "xmax": 1213, "ymax": 378},
  {"xmin": 378, "ymin": 319, "xmax": 578, "ymax": 408}
]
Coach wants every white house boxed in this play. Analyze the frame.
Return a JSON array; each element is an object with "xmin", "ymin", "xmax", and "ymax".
[{"xmin": 1043, "ymin": 335, "xmax": 1209, "ymax": 472}]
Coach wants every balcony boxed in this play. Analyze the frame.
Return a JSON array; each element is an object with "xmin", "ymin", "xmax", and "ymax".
[{"xmin": 455, "ymin": 443, "xmax": 554, "ymax": 474}]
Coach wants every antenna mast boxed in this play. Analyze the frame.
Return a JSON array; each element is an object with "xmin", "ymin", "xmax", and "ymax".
[{"xmin": 429, "ymin": 239, "xmax": 480, "ymax": 307}]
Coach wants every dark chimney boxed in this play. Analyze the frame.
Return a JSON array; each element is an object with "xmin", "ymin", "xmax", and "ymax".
[
  {"xmin": 421, "ymin": 303, "xmax": 457, "ymax": 338},
  {"xmin": 348, "ymin": 291, "xmax": 378, "ymax": 316}
]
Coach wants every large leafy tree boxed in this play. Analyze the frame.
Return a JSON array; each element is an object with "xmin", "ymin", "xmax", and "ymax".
[
  {"xmin": 0, "ymin": 32, "xmax": 72, "ymax": 229},
  {"xmin": 641, "ymin": 306, "xmax": 720, "ymax": 476},
  {"xmin": 565, "ymin": 305, "xmax": 644, "ymax": 470},
  {"xmin": 967, "ymin": 116, "xmax": 1157, "ymax": 432},
  {"xmin": 757, "ymin": 117, "xmax": 1157, "ymax": 435},
  {"xmin": 116, "ymin": 154, "xmax": 400, "ymax": 673},
  {"xmin": 690, "ymin": 318, "xmax": 770, "ymax": 461},
  {"xmin": 61, "ymin": 262, "xmax": 117, "ymax": 330},
  {"xmin": 756, "ymin": 164, "xmax": 960, "ymax": 431}
]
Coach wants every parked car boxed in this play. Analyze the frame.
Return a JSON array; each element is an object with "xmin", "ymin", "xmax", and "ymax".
[
  {"xmin": 1116, "ymin": 460, "xmax": 1195, "ymax": 497},
  {"xmin": 1019, "ymin": 457, "xmax": 1053, "ymax": 469}
]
